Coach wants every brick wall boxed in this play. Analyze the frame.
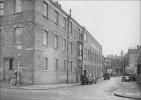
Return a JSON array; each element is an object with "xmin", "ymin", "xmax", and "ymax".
[{"xmin": 0, "ymin": 0, "xmax": 35, "ymax": 84}]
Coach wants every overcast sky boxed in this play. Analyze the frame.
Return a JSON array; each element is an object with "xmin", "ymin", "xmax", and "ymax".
[{"xmin": 59, "ymin": 0, "xmax": 140, "ymax": 56}]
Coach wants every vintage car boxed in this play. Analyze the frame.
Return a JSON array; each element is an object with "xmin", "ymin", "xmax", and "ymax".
[
  {"xmin": 81, "ymin": 74, "xmax": 95, "ymax": 85},
  {"xmin": 103, "ymin": 73, "xmax": 110, "ymax": 80}
]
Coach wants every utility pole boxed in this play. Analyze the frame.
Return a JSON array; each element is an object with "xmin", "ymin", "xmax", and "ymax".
[
  {"xmin": 120, "ymin": 50, "xmax": 124, "ymax": 76},
  {"xmin": 66, "ymin": 9, "xmax": 71, "ymax": 83}
]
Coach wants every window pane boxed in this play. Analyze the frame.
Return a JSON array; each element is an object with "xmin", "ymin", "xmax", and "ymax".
[
  {"xmin": 69, "ymin": 21, "xmax": 72, "ymax": 33},
  {"xmin": 69, "ymin": 42, "xmax": 72, "ymax": 53},
  {"xmin": 63, "ymin": 60, "xmax": 66, "ymax": 70},
  {"xmin": 84, "ymin": 32, "xmax": 87, "ymax": 41},
  {"xmin": 55, "ymin": 59, "xmax": 58, "ymax": 70},
  {"xmin": 43, "ymin": 30, "xmax": 48, "ymax": 45},
  {"xmin": 63, "ymin": 17, "xmax": 66, "ymax": 29},
  {"xmin": 14, "ymin": 27, "xmax": 22, "ymax": 44},
  {"xmin": 54, "ymin": 10, "xmax": 58, "ymax": 24},
  {"xmin": 63, "ymin": 39, "xmax": 66, "ymax": 51},
  {"xmin": 70, "ymin": 61, "xmax": 72, "ymax": 71},
  {"xmin": 54, "ymin": 35, "xmax": 58, "ymax": 49},
  {"xmin": 15, "ymin": 0, "xmax": 22, "ymax": 13},
  {"xmin": 43, "ymin": 2, "xmax": 48, "ymax": 17},
  {"xmin": 43, "ymin": 57, "xmax": 48, "ymax": 70},
  {"xmin": 0, "ymin": 2, "xmax": 4, "ymax": 15}
]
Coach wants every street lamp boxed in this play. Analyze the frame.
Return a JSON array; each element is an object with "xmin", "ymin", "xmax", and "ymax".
[{"xmin": 15, "ymin": 44, "xmax": 22, "ymax": 86}]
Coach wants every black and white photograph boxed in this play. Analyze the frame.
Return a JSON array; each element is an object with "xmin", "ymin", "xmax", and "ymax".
[{"xmin": 0, "ymin": 0, "xmax": 141, "ymax": 100}]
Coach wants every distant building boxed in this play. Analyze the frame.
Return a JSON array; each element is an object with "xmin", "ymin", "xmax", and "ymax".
[
  {"xmin": 137, "ymin": 46, "xmax": 141, "ymax": 85},
  {"xmin": 104, "ymin": 55, "xmax": 122, "ymax": 76},
  {"xmin": 127, "ymin": 46, "xmax": 141, "ymax": 74}
]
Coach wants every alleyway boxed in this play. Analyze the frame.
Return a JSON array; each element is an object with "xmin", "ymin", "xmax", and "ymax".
[{"xmin": 1, "ymin": 77, "xmax": 134, "ymax": 100}]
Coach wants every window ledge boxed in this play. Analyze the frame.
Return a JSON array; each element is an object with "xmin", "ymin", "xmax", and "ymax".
[
  {"xmin": 43, "ymin": 15, "xmax": 49, "ymax": 20},
  {"xmin": 43, "ymin": 44, "xmax": 48, "ymax": 47},
  {"xmin": 54, "ymin": 70, "xmax": 59, "ymax": 72},
  {"xmin": 43, "ymin": 70, "xmax": 48, "ymax": 72},
  {"xmin": 13, "ymin": 12, "xmax": 23, "ymax": 15}
]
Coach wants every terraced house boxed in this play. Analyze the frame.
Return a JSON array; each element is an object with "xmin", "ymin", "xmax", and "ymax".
[{"xmin": 0, "ymin": 0, "xmax": 102, "ymax": 85}]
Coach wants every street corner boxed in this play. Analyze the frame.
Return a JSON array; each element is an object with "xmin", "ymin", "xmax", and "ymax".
[{"xmin": 114, "ymin": 85, "xmax": 141, "ymax": 99}]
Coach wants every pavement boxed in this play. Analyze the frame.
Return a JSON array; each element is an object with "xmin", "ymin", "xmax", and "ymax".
[
  {"xmin": 0, "ymin": 78, "xmax": 103, "ymax": 90},
  {"xmin": 0, "ymin": 81, "xmax": 81, "ymax": 90},
  {"xmin": 114, "ymin": 81, "xmax": 141, "ymax": 99}
]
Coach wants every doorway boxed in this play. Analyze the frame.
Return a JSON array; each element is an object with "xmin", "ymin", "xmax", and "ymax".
[{"xmin": 3, "ymin": 58, "xmax": 13, "ymax": 81}]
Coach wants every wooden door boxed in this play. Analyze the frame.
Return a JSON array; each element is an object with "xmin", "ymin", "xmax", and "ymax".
[{"xmin": 4, "ymin": 59, "xmax": 13, "ymax": 81}]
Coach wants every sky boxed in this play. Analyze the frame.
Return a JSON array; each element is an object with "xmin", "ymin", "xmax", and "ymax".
[{"xmin": 58, "ymin": 0, "xmax": 140, "ymax": 56}]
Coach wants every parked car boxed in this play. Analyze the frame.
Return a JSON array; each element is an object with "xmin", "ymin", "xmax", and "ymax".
[
  {"xmin": 103, "ymin": 73, "xmax": 110, "ymax": 80},
  {"xmin": 122, "ymin": 74, "xmax": 137, "ymax": 82},
  {"xmin": 81, "ymin": 74, "xmax": 95, "ymax": 85}
]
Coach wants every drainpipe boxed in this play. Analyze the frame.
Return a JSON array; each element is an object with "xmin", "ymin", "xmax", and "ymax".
[{"xmin": 66, "ymin": 9, "xmax": 71, "ymax": 83}]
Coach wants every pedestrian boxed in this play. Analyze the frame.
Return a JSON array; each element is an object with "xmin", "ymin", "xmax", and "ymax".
[{"xmin": 10, "ymin": 69, "xmax": 18, "ymax": 86}]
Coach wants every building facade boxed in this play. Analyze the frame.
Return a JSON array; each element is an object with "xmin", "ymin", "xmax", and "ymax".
[
  {"xmin": 0, "ymin": 0, "xmax": 101, "ymax": 84},
  {"xmin": 127, "ymin": 46, "xmax": 141, "ymax": 74},
  {"xmin": 137, "ymin": 54, "xmax": 141, "ymax": 85},
  {"xmin": 104, "ymin": 55, "xmax": 122, "ymax": 76},
  {"xmin": 82, "ymin": 28, "xmax": 102, "ymax": 79}
]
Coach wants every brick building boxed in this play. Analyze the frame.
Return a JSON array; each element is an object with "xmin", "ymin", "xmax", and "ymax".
[
  {"xmin": 82, "ymin": 28, "xmax": 102, "ymax": 79},
  {"xmin": 104, "ymin": 55, "xmax": 122, "ymax": 76},
  {"xmin": 0, "ymin": 0, "xmax": 102, "ymax": 85},
  {"xmin": 127, "ymin": 46, "xmax": 141, "ymax": 74}
]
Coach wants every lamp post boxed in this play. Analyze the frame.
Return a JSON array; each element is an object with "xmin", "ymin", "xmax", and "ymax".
[{"xmin": 16, "ymin": 44, "xmax": 22, "ymax": 86}]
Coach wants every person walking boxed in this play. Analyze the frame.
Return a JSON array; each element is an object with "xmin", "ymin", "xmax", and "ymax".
[{"xmin": 10, "ymin": 69, "xmax": 18, "ymax": 86}]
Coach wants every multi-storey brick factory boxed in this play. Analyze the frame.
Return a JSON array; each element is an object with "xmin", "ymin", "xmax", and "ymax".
[{"xmin": 0, "ymin": 0, "xmax": 102, "ymax": 85}]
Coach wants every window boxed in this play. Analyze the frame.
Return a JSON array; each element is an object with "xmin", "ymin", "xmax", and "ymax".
[
  {"xmin": 84, "ymin": 32, "xmax": 87, "ymax": 41},
  {"xmin": 15, "ymin": 0, "xmax": 22, "ymax": 13},
  {"xmin": 69, "ymin": 42, "xmax": 72, "ymax": 53},
  {"xmin": 78, "ymin": 28, "xmax": 80, "ymax": 39},
  {"xmin": 14, "ymin": 27, "xmax": 22, "ymax": 44},
  {"xmin": 54, "ymin": 59, "xmax": 58, "ymax": 70},
  {"xmin": 54, "ymin": 10, "xmax": 58, "ymax": 24},
  {"xmin": 84, "ymin": 49, "xmax": 87, "ymax": 60},
  {"xmin": 43, "ymin": 30, "xmax": 48, "ymax": 46},
  {"xmin": 43, "ymin": 1, "xmax": 48, "ymax": 18},
  {"xmin": 54, "ymin": 35, "xmax": 58, "ymax": 49},
  {"xmin": 63, "ymin": 17, "xmax": 66, "ymax": 29},
  {"xmin": 63, "ymin": 38, "xmax": 66, "ymax": 51},
  {"xmin": 88, "ymin": 50, "xmax": 90, "ymax": 61},
  {"xmin": 70, "ymin": 61, "xmax": 72, "ymax": 71},
  {"xmin": 63, "ymin": 60, "xmax": 66, "ymax": 71},
  {"xmin": 43, "ymin": 57, "xmax": 48, "ymax": 70},
  {"xmin": 78, "ymin": 44, "xmax": 82, "ymax": 56},
  {"xmin": 69, "ymin": 21, "xmax": 72, "ymax": 33},
  {"xmin": 80, "ymin": 34, "xmax": 83, "ymax": 40},
  {"xmin": 0, "ymin": 1, "xmax": 4, "ymax": 15}
]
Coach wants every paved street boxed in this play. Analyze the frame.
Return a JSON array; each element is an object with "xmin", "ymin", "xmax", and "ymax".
[{"xmin": 1, "ymin": 77, "xmax": 134, "ymax": 100}]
